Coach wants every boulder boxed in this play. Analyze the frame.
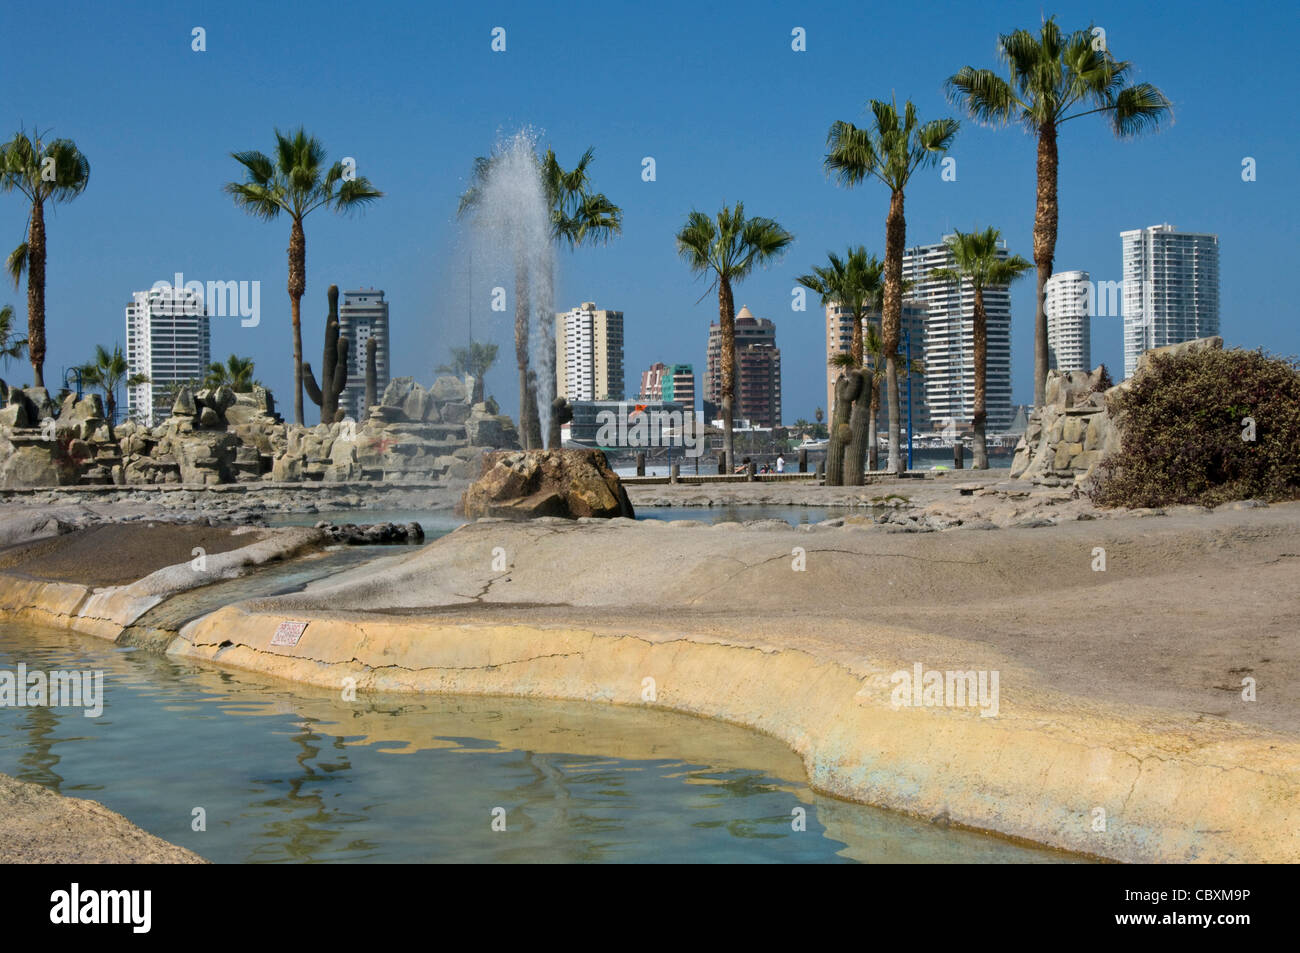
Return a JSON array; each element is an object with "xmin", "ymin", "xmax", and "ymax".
[
  {"xmin": 401, "ymin": 384, "xmax": 433, "ymax": 422},
  {"xmin": 381, "ymin": 377, "xmax": 416, "ymax": 408},
  {"xmin": 172, "ymin": 386, "xmax": 197, "ymax": 417},
  {"xmin": 0, "ymin": 401, "xmax": 29, "ymax": 429},
  {"xmin": 458, "ymin": 449, "xmax": 634, "ymax": 520},
  {"xmin": 465, "ymin": 412, "xmax": 520, "ymax": 449},
  {"xmin": 440, "ymin": 401, "xmax": 470, "ymax": 425},
  {"xmin": 430, "ymin": 375, "xmax": 468, "ymax": 403},
  {"xmin": 0, "ymin": 444, "xmax": 62, "ymax": 488}
]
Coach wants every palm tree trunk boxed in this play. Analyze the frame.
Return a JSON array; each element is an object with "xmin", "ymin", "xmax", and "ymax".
[
  {"xmin": 1033, "ymin": 121, "xmax": 1059, "ymax": 409},
  {"xmin": 514, "ymin": 249, "xmax": 532, "ymax": 449},
  {"xmin": 718, "ymin": 277, "xmax": 737, "ymax": 473},
  {"xmin": 851, "ymin": 308, "xmax": 864, "ymax": 367},
  {"xmin": 973, "ymin": 286, "xmax": 988, "ymax": 469},
  {"xmin": 288, "ymin": 218, "xmax": 306, "ymax": 425},
  {"xmin": 882, "ymin": 189, "xmax": 906, "ymax": 474},
  {"xmin": 27, "ymin": 199, "xmax": 46, "ymax": 389}
]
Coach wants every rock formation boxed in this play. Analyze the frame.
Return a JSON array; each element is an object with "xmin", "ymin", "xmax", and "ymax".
[
  {"xmin": 458, "ymin": 448, "xmax": 635, "ymax": 520},
  {"xmin": 0, "ymin": 372, "xmax": 520, "ymax": 489},
  {"xmin": 1011, "ymin": 337, "xmax": 1223, "ymax": 484}
]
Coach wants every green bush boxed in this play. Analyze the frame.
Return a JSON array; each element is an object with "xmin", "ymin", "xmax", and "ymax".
[{"xmin": 1091, "ymin": 348, "xmax": 1300, "ymax": 508}]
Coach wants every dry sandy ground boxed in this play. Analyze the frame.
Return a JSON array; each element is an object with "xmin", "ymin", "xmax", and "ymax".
[{"xmin": 0, "ymin": 773, "xmax": 205, "ymax": 863}]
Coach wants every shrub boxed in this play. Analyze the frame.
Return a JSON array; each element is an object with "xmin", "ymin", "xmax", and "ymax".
[{"xmin": 1091, "ymin": 348, "xmax": 1300, "ymax": 508}]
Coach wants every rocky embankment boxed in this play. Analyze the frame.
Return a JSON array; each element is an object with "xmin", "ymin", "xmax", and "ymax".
[{"xmin": 0, "ymin": 372, "xmax": 518, "ymax": 489}]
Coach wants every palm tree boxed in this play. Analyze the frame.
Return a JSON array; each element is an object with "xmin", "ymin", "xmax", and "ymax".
[
  {"xmin": 1, "ymin": 129, "xmax": 91, "ymax": 389},
  {"xmin": 675, "ymin": 203, "xmax": 794, "ymax": 472},
  {"xmin": 437, "ymin": 340, "xmax": 499, "ymax": 404},
  {"xmin": 929, "ymin": 227, "xmax": 1032, "ymax": 468},
  {"xmin": 946, "ymin": 18, "xmax": 1170, "ymax": 407},
  {"xmin": 225, "ymin": 127, "xmax": 383, "ymax": 425},
  {"xmin": 800, "ymin": 246, "xmax": 883, "ymax": 477},
  {"xmin": 204, "ymin": 354, "xmax": 260, "ymax": 392},
  {"xmin": 797, "ymin": 246, "xmax": 883, "ymax": 368},
  {"xmin": 457, "ymin": 143, "xmax": 621, "ymax": 448},
  {"xmin": 826, "ymin": 99, "xmax": 958, "ymax": 474},
  {"xmin": 79, "ymin": 344, "xmax": 148, "ymax": 437},
  {"xmin": 0, "ymin": 303, "xmax": 28, "ymax": 370}
]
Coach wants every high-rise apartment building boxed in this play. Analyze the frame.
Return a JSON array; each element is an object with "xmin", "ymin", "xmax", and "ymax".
[
  {"xmin": 555, "ymin": 301, "xmax": 624, "ymax": 401},
  {"xmin": 640, "ymin": 362, "xmax": 668, "ymax": 400},
  {"xmin": 1045, "ymin": 270, "xmax": 1092, "ymax": 372},
  {"xmin": 824, "ymin": 301, "xmax": 930, "ymax": 432},
  {"xmin": 640, "ymin": 361, "xmax": 696, "ymax": 413},
  {"xmin": 901, "ymin": 236, "xmax": 1015, "ymax": 433},
  {"xmin": 125, "ymin": 287, "xmax": 210, "ymax": 426},
  {"xmin": 705, "ymin": 307, "xmax": 781, "ymax": 428},
  {"xmin": 663, "ymin": 363, "xmax": 695, "ymax": 414},
  {"xmin": 337, "ymin": 288, "xmax": 390, "ymax": 421},
  {"xmin": 1121, "ymin": 224, "xmax": 1220, "ymax": 379}
]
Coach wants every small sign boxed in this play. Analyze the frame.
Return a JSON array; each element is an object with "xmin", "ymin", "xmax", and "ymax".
[{"xmin": 270, "ymin": 620, "xmax": 309, "ymax": 647}]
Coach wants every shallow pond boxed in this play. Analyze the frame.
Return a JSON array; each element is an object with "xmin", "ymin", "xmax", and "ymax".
[{"xmin": 0, "ymin": 622, "xmax": 1080, "ymax": 864}]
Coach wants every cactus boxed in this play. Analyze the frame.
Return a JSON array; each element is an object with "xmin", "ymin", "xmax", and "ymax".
[
  {"xmin": 364, "ymin": 337, "xmax": 377, "ymax": 415},
  {"xmin": 843, "ymin": 369, "xmax": 871, "ymax": 486},
  {"xmin": 303, "ymin": 285, "xmax": 349, "ymax": 424},
  {"xmin": 548, "ymin": 396, "xmax": 573, "ymax": 449},
  {"xmin": 825, "ymin": 372, "xmax": 860, "ymax": 486}
]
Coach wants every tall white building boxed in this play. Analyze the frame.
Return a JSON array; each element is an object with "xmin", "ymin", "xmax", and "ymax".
[
  {"xmin": 338, "ymin": 288, "xmax": 389, "ymax": 421},
  {"xmin": 555, "ymin": 301, "xmax": 624, "ymax": 401},
  {"xmin": 125, "ymin": 287, "xmax": 210, "ymax": 426},
  {"xmin": 1045, "ymin": 270, "xmax": 1092, "ymax": 372},
  {"xmin": 902, "ymin": 236, "xmax": 1015, "ymax": 433},
  {"xmin": 1121, "ymin": 224, "xmax": 1220, "ymax": 379}
]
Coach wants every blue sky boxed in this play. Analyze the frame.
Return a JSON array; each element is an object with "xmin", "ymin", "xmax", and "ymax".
[{"xmin": 1, "ymin": 0, "xmax": 1295, "ymax": 423}]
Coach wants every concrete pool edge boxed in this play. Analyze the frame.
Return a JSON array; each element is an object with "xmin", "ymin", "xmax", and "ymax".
[
  {"xmin": 0, "ymin": 526, "xmax": 327, "ymax": 637},
  {"xmin": 159, "ymin": 604, "xmax": 1298, "ymax": 865}
]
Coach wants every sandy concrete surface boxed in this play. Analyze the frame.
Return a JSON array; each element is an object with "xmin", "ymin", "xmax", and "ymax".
[
  {"xmin": 0, "ymin": 773, "xmax": 205, "ymax": 863},
  {"xmin": 2, "ymin": 489, "xmax": 1297, "ymax": 862},
  {"xmin": 0, "ymin": 522, "xmax": 327, "ymax": 637},
  {"xmin": 158, "ymin": 502, "xmax": 1300, "ymax": 863}
]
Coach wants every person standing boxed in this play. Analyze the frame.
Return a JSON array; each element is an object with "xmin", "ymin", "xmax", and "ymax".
[{"xmin": 776, "ymin": 453, "xmax": 785, "ymax": 474}]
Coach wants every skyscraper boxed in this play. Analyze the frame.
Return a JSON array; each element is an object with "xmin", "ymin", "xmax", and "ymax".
[
  {"xmin": 555, "ymin": 301, "xmax": 624, "ymax": 401},
  {"xmin": 125, "ymin": 286, "xmax": 210, "ymax": 426},
  {"xmin": 706, "ymin": 307, "xmax": 781, "ymax": 428},
  {"xmin": 1045, "ymin": 270, "xmax": 1092, "ymax": 372},
  {"xmin": 338, "ymin": 288, "xmax": 389, "ymax": 421},
  {"xmin": 901, "ymin": 236, "xmax": 1015, "ymax": 433},
  {"xmin": 1121, "ymin": 224, "xmax": 1220, "ymax": 379}
]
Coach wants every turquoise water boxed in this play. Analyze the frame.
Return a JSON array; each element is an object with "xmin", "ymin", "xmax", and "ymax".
[
  {"xmin": 0, "ymin": 622, "xmax": 1079, "ymax": 864},
  {"xmin": 264, "ymin": 504, "xmax": 876, "ymax": 532}
]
